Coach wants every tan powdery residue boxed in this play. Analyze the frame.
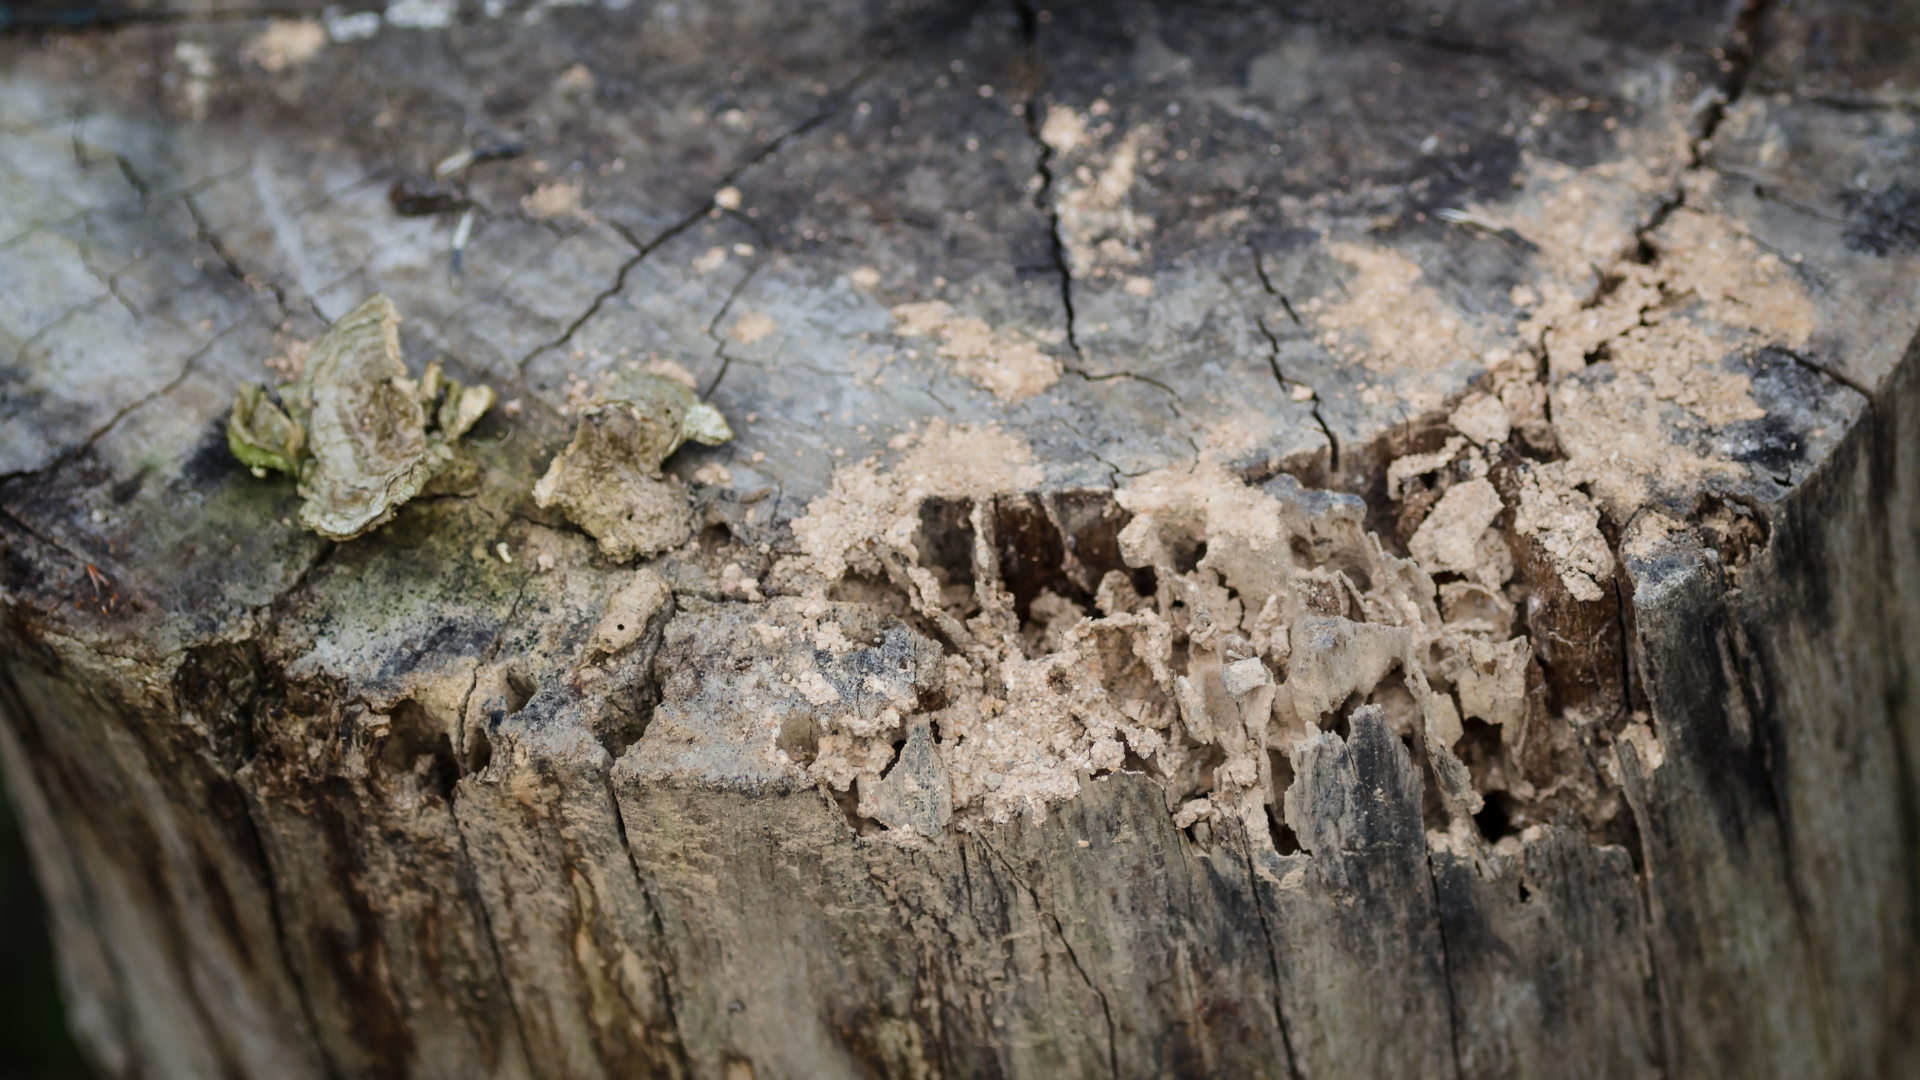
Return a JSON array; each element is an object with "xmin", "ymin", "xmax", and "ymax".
[
  {"xmin": 1387, "ymin": 436, "xmax": 1467, "ymax": 501},
  {"xmin": 1620, "ymin": 510, "xmax": 1688, "ymax": 563},
  {"xmin": 1040, "ymin": 104, "xmax": 1158, "ymax": 278},
  {"xmin": 784, "ymin": 423, "xmax": 1121, "ymax": 825},
  {"xmin": 1458, "ymin": 148, "xmax": 1807, "ymax": 418},
  {"xmin": 786, "ymin": 446, "xmax": 1550, "ymax": 834},
  {"xmin": 522, "ymin": 179, "xmax": 583, "ymax": 220},
  {"xmin": 1531, "ymin": 207, "xmax": 1809, "ymax": 422},
  {"xmin": 732, "ymin": 310, "xmax": 777, "ymax": 345},
  {"xmin": 890, "ymin": 301, "xmax": 1060, "ymax": 402},
  {"xmin": 1455, "ymin": 147, "xmax": 1815, "ymax": 510},
  {"xmin": 1486, "ymin": 157, "xmax": 1648, "ymax": 308},
  {"xmin": 1449, "ymin": 392, "xmax": 1511, "ymax": 446},
  {"xmin": 1646, "ymin": 208, "xmax": 1815, "ymax": 348},
  {"xmin": 1619, "ymin": 718, "xmax": 1666, "ymax": 772},
  {"xmin": 641, "ymin": 358, "xmax": 698, "ymax": 389},
  {"xmin": 1539, "ymin": 204, "xmax": 1821, "ymax": 500},
  {"xmin": 938, "ymin": 634, "xmax": 1167, "ymax": 824},
  {"xmin": 1116, "ymin": 459, "xmax": 1289, "ymax": 564},
  {"xmin": 1039, "ymin": 105, "xmax": 1089, "ymax": 155},
  {"xmin": 244, "ymin": 19, "xmax": 327, "ymax": 72},
  {"xmin": 1510, "ymin": 462, "xmax": 1614, "ymax": 602},
  {"xmin": 554, "ymin": 63, "xmax": 595, "ymax": 96},
  {"xmin": 1313, "ymin": 243, "xmax": 1476, "ymax": 373},
  {"xmin": 1408, "ymin": 478, "xmax": 1504, "ymax": 582},
  {"xmin": 1604, "ymin": 318, "xmax": 1766, "ymax": 426},
  {"xmin": 1198, "ymin": 416, "xmax": 1264, "ymax": 463},
  {"xmin": 788, "ymin": 421, "xmax": 1043, "ymax": 584},
  {"xmin": 1551, "ymin": 369, "xmax": 1748, "ymax": 514},
  {"xmin": 1453, "ymin": 145, "xmax": 1666, "ymax": 368}
]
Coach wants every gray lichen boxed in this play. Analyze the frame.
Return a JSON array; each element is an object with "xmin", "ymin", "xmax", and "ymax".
[
  {"xmin": 227, "ymin": 294, "xmax": 496, "ymax": 540},
  {"xmin": 532, "ymin": 371, "xmax": 733, "ymax": 561}
]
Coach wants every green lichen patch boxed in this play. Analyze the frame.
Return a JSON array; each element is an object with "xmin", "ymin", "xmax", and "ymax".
[
  {"xmin": 532, "ymin": 371, "xmax": 733, "ymax": 562},
  {"xmin": 227, "ymin": 294, "xmax": 496, "ymax": 541}
]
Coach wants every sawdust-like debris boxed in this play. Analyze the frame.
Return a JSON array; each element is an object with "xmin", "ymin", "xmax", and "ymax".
[
  {"xmin": 1409, "ymin": 478, "xmax": 1505, "ymax": 583},
  {"xmin": 780, "ymin": 450, "xmax": 1532, "ymax": 833},
  {"xmin": 1450, "ymin": 393, "xmax": 1511, "ymax": 445},
  {"xmin": 1511, "ymin": 462, "xmax": 1614, "ymax": 601},
  {"xmin": 522, "ymin": 179, "xmax": 582, "ymax": 220},
  {"xmin": 733, "ymin": 311, "xmax": 777, "ymax": 345},
  {"xmin": 244, "ymin": 19, "xmax": 327, "ymax": 72},
  {"xmin": 1451, "ymin": 154, "xmax": 1816, "ymax": 511},
  {"xmin": 1041, "ymin": 105, "xmax": 1158, "ymax": 277},
  {"xmin": 1312, "ymin": 243, "xmax": 1479, "ymax": 373},
  {"xmin": 788, "ymin": 420, "xmax": 1042, "ymax": 584},
  {"xmin": 890, "ymin": 301, "xmax": 1060, "ymax": 402}
]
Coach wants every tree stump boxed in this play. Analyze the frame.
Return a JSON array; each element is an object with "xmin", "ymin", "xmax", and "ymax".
[{"xmin": 3, "ymin": 2, "xmax": 1918, "ymax": 1078}]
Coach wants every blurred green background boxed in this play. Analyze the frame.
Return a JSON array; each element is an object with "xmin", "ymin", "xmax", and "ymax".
[{"xmin": 0, "ymin": 769, "xmax": 91, "ymax": 1080}]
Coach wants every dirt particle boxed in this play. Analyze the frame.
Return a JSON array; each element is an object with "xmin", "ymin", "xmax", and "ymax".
[
  {"xmin": 733, "ymin": 311, "xmax": 777, "ymax": 345},
  {"xmin": 1449, "ymin": 393, "xmax": 1511, "ymax": 445},
  {"xmin": 553, "ymin": 63, "xmax": 595, "ymax": 96},
  {"xmin": 244, "ymin": 19, "xmax": 326, "ymax": 72},
  {"xmin": 522, "ymin": 179, "xmax": 582, "ymax": 220}
]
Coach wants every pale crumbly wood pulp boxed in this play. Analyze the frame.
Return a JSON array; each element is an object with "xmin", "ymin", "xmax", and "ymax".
[{"xmin": 3, "ymin": 1, "xmax": 1920, "ymax": 1078}]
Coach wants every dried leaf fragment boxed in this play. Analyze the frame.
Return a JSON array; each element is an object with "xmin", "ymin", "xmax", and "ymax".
[
  {"xmin": 533, "ymin": 371, "xmax": 733, "ymax": 561},
  {"xmin": 227, "ymin": 294, "xmax": 496, "ymax": 540},
  {"xmin": 228, "ymin": 383, "xmax": 304, "ymax": 476}
]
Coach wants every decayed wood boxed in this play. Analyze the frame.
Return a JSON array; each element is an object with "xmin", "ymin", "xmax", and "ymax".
[{"xmin": 3, "ymin": 1, "xmax": 1920, "ymax": 1078}]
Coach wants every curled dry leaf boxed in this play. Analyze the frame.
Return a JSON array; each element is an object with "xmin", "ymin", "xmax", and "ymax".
[
  {"xmin": 532, "ymin": 370, "xmax": 734, "ymax": 561},
  {"xmin": 227, "ymin": 294, "xmax": 496, "ymax": 540}
]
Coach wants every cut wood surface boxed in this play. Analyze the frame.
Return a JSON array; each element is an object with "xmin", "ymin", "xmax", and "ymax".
[{"xmin": 2, "ymin": 1, "xmax": 1918, "ymax": 1078}]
